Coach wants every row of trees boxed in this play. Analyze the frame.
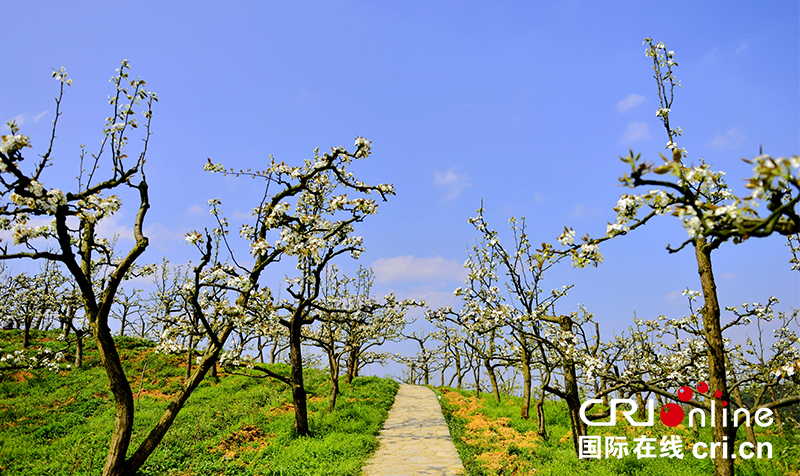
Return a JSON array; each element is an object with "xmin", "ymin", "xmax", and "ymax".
[
  {"xmin": 397, "ymin": 39, "xmax": 799, "ymax": 476},
  {"xmin": 0, "ymin": 61, "xmax": 416, "ymax": 476},
  {"xmin": 0, "ymin": 38, "xmax": 797, "ymax": 476}
]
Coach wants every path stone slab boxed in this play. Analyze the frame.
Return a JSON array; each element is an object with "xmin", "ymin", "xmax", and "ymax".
[{"xmin": 363, "ymin": 384, "xmax": 463, "ymax": 476}]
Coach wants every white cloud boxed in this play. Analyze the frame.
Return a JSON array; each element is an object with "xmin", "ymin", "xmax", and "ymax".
[
  {"xmin": 665, "ymin": 290, "xmax": 682, "ymax": 302},
  {"xmin": 568, "ymin": 202, "xmax": 602, "ymax": 218},
  {"xmin": 33, "ymin": 111, "xmax": 48, "ymax": 122},
  {"xmin": 434, "ymin": 168, "xmax": 471, "ymax": 202},
  {"xmin": 144, "ymin": 222, "xmax": 186, "ymax": 242},
  {"xmin": 735, "ymin": 42, "xmax": 747, "ymax": 55},
  {"xmin": 295, "ymin": 87, "xmax": 312, "ymax": 103},
  {"xmin": 706, "ymin": 126, "xmax": 745, "ymax": 151},
  {"xmin": 616, "ymin": 94, "xmax": 645, "ymax": 113},
  {"xmin": 371, "ymin": 255, "xmax": 466, "ymax": 284},
  {"xmin": 95, "ymin": 214, "xmax": 134, "ymax": 241},
  {"xmin": 232, "ymin": 210, "xmax": 253, "ymax": 220},
  {"xmin": 619, "ymin": 121, "xmax": 651, "ymax": 145},
  {"xmin": 187, "ymin": 205, "xmax": 205, "ymax": 216},
  {"xmin": 704, "ymin": 47, "xmax": 721, "ymax": 60}
]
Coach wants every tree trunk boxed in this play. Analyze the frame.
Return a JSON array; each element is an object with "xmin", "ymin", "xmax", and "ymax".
[
  {"xmin": 344, "ymin": 348, "xmax": 358, "ymax": 384},
  {"xmin": 447, "ymin": 373, "xmax": 457, "ymax": 387},
  {"xmin": 289, "ymin": 317, "xmax": 309, "ymax": 435},
  {"xmin": 328, "ymin": 352, "xmax": 340, "ymax": 412},
  {"xmin": 257, "ymin": 336, "xmax": 264, "ymax": 364},
  {"xmin": 119, "ymin": 313, "xmax": 127, "ymax": 337},
  {"xmin": 563, "ymin": 361, "xmax": 587, "ymax": 457},
  {"xmin": 423, "ymin": 351, "xmax": 430, "ymax": 385},
  {"xmin": 34, "ymin": 309, "xmax": 44, "ymax": 331},
  {"xmin": 23, "ymin": 319, "xmax": 31, "ymax": 348},
  {"xmin": 536, "ymin": 390, "xmax": 548, "ymax": 440},
  {"xmin": 270, "ymin": 341, "xmax": 278, "ymax": 364},
  {"xmin": 637, "ymin": 392, "xmax": 647, "ymax": 420},
  {"xmin": 485, "ymin": 359, "xmax": 501, "ymax": 402},
  {"xmin": 451, "ymin": 351, "xmax": 462, "ymax": 388},
  {"xmin": 519, "ymin": 339, "xmax": 532, "ymax": 419},
  {"xmin": 473, "ymin": 363, "xmax": 481, "ymax": 398},
  {"xmin": 126, "ymin": 326, "xmax": 233, "ymax": 474},
  {"xmin": 93, "ymin": 321, "xmax": 135, "ymax": 476},
  {"xmin": 695, "ymin": 239, "xmax": 734, "ymax": 476},
  {"xmin": 440, "ymin": 355, "xmax": 448, "ymax": 387},
  {"xmin": 560, "ymin": 314, "xmax": 587, "ymax": 457}
]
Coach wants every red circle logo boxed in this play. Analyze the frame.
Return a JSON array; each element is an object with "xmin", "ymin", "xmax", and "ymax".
[
  {"xmin": 660, "ymin": 403, "xmax": 684, "ymax": 427},
  {"xmin": 678, "ymin": 386, "xmax": 693, "ymax": 402}
]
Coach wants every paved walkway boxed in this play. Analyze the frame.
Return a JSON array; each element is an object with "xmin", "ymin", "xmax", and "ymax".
[{"xmin": 362, "ymin": 384, "xmax": 464, "ymax": 476}]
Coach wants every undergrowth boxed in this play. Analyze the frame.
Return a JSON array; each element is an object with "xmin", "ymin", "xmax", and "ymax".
[
  {"xmin": 433, "ymin": 386, "xmax": 797, "ymax": 476},
  {"xmin": 0, "ymin": 330, "xmax": 398, "ymax": 475}
]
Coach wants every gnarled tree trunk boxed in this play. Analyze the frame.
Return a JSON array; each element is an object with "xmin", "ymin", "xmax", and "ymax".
[{"xmin": 695, "ymin": 239, "xmax": 735, "ymax": 476}]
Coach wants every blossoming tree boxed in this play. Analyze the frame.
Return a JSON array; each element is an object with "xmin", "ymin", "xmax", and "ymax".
[
  {"xmin": 427, "ymin": 299, "xmax": 515, "ymax": 403},
  {"xmin": 186, "ymin": 136, "xmax": 395, "ymax": 435},
  {"xmin": 561, "ymin": 39, "xmax": 799, "ymax": 476},
  {"xmin": 432, "ymin": 205, "xmax": 601, "ymax": 452},
  {"xmin": 0, "ymin": 62, "xmax": 161, "ymax": 476},
  {"xmin": 303, "ymin": 264, "xmax": 416, "ymax": 411},
  {"xmin": 0, "ymin": 261, "xmax": 65, "ymax": 347}
]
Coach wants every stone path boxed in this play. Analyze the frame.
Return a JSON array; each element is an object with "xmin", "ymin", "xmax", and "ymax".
[{"xmin": 362, "ymin": 384, "xmax": 464, "ymax": 476}]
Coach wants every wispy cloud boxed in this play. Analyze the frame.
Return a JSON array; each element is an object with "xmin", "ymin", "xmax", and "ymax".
[
  {"xmin": 434, "ymin": 168, "xmax": 472, "ymax": 202},
  {"xmin": 568, "ymin": 202, "xmax": 602, "ymax": 218},
  {"xmin": 665, "ymin": 290, "xmax": 682, "ymax": 302},
  {"xmin": 616, "ymin": 94, "xmax": 645, "ymax": 113},
  {"xmin": 94, "ymin": 215, "xmax": 184, "ymax": 244},
  {"xmin": 706, "ymin": 126, "xmax": 745, "ymax": 151},
  {"xmin": 704, "ymin": 46, "xmax": 721, "ymax": 60},
  {"xmin": 619, "ymin": 121, "xmax": 651, "ymax": 145},
  {"xmin": 187, "ymin": 205, "xmax": 205, "ymax": 216},
  {"xmin": 295, "ymin": 87, "xmax": 312, "ymax": 103},
  {"xmin": 371, "ymin": 255, "xmax": 466, "ymax": 284},
  {"xmin": 33, "ymin": 111, "xmax": 48, "ymax": 122},
  {"xmin": 735, "ymin": 42, "xmax": 747, "ymax": 55},
  {"xmin": 95, "ymin": 214, "xmax": 134, "ymax": 241},
  {"xmin": 144, "ymin": 222, "xmax": 186, "ymax": 242}
]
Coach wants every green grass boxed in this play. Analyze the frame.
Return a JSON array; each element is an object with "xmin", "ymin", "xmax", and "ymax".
[
  {"xmin": 0, "ymin": 330, "xmax": 398, "ymax": 475},
  {"xmin": 432, "ymin": 386, "xmax": 798, "ymax": 476}
]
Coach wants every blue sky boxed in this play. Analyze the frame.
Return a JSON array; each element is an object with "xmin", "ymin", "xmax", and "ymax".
[{"xmin": 3, "ymin": 1, "xmax": 798, "ymax": 376}]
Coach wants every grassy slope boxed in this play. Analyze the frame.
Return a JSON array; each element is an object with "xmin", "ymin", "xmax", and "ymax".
[
  {"xmin": 0, "ymin": 330, "xmax": 398, "ymax": 476},
  {"xmin": 433, "ymin": 386, "xmax": 800, "ymax": 476}
]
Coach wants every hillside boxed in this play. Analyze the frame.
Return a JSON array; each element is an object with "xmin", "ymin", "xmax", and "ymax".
[{"xmin": 0, "ymin": 330, "xmax": 397, "ymax": 476}]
